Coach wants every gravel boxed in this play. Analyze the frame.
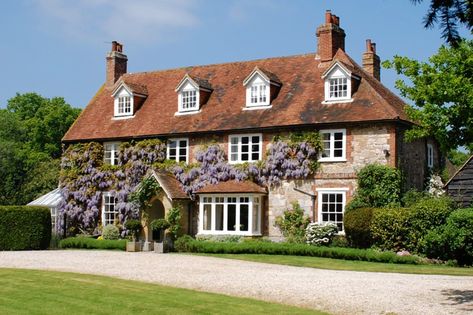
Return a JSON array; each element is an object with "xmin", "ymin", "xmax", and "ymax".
[{"xmin": 1, "ymin": 250, "xmax": 472, "ymax": 314}]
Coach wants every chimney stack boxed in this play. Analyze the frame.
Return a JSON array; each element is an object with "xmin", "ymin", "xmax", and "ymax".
[
  {"xmin": 106, "ymin": 41, "xmax": 127, "ymax": 88},
  {"xmin": 316, "ymin": 10, "xmax": 346, "ymax": 62},
  {"xmin": 362, "ymin": 39, "xmax": 381, "ymax": 80}
]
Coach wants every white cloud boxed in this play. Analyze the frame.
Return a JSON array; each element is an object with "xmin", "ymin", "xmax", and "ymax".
[{"xmin": 33, "ymin": 0, "xmax": 199, "ymax": 43}]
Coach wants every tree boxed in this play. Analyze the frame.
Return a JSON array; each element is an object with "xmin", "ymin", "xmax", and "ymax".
[
  {"xmin": 384, "ymin": 40, "xmax": 473, "ymax": 152},
  {"xmin": 411, "ymin": 0, "xmax": 473, "ymax": 46},
  {"xmin": 0, "ymin": 93, "xmax": 80, "ymax": 205}
]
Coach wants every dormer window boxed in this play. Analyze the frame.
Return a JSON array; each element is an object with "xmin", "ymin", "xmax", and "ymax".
[
  {"xmin": 243, "ymin": 67, "xmax": 281, "ymax": 109},
  {"xmin": 111, "ymin": 80, "xmax": 148, "ymax": 118},
  {"xmin": 175, "ymin": 74, "xmax": 212, "ymax": 115},
  {"xmin": 322, "ymin": 61, "xmax": 358, "ymax": 103}
]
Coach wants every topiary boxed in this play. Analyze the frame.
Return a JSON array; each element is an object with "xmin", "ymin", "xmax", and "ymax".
[
  {"xmin": 423, "ymin": 208, "xmax": 473, "ymax": 266},
  {"xmin": 150, "ymin": 218, "xmax": 170, "ymax": 232},
  {"xmin": 344, "ymin": 207, "xmax": 375, "ymax": 248},
  {"xmin": 102, "ymin": 224, "xmax": 120, "ymax": 240},
  {"xmin": 124, "ymin": 219, "xmax": 142, "ymax": 241}
]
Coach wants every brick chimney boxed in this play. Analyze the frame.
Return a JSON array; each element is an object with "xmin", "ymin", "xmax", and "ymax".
[
  {"xmin": 362, "ymin": 39, "xmax": 381, "ymax": 80},
  {"xmin": 316, "ymin": 10, "xmax": 346, "ymax": 62},
  {"xmin": 106, "ymin": 41, "xmax": 127, "ymax": 88}
]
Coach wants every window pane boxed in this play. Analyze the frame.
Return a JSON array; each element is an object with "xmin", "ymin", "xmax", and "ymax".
[
  {"xmin": 252, "ymin": 203, "xmax": 260, "ymax": 233},
  {"xmin": 241, "ymin": 137, "xmax": 249, "ymax": 144},
  {"xmin": 227, "ymin": 204, "xmax": 236, "ymax": 231},
  {"xmin": 240, "ymin": 204, "xmax": 249, "ymax": 231},
  {"xmin": 203, "ymin": 204, "xmax": 211, "ymax": 231},
  {"xmin": 215, "ymin": 204, "xmax": 224, "ymax": 231}
]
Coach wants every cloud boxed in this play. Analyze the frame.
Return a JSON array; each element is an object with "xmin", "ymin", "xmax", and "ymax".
[{"xmin": 33, "ymin": 0, "xmax": 199, "ymax": 43}]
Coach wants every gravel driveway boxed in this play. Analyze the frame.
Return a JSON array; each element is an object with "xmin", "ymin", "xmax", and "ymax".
[{"xmin": 1, "ymin": 250, "xmax": 472, "ymax": 314}]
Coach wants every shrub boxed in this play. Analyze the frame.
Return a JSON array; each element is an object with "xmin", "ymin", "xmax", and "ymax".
[
  {"xmin": 124, "ymin": 219, "xmax": 142, "ymax": 241},
  {"xmin": 0, "ymin": 206, "xmax": 51, "ymax": 250},
  {"xmin": 371, "ymin": 207, "xmax": 411, "ymax": 252},
  {"xmin": 166, "ymin": 207, "xmax": 182, "ymax": 240},
  {"xmin": 344, "ymin": 207, "xmax": 375, "ymax": 248},
  {"xmin": 175, "ymin": 239, "xmax": 422, "ymax": 265},
  {"xmin": 330, "ymin": 235, "xmax": 348, "ymax": 248},
  {"xmin": 150, "ymin": 218, "xmax": 170, "ymax": 231},
  {"xmin": 174, "ymin": 235, "xmax": 195, "ymax": 252},
  {"xmin": 196, "ymin": 235, "xmax": 241, "ymax": 242},
  {"xmin": 348, "ymin": 164, "xmax": 401, "ymax": 210},
  {"xmin": 275, "ymin": 202, "xmax": 310, "ymax": 243},
  {"xmin": 102, "ymin": 225, "xmax": 120, "ymax": 240},
  {"xmin": 305, "ymin": 222, "xmax": 338, "ymax": 246},
  {"xmin": 59, "ymin": 236, "xmax": 126, "ymax": 250},
  {"xmin": 424, "ymin": 208, "xmax": 473, "ymax": 266}
]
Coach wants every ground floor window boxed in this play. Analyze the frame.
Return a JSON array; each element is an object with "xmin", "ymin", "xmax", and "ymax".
[
  {"xmin": 102, "ymin": 192, "xmax": 118, "ymax": 226},
  {"xmin": 316, "ymin": 188, "xmax": 347, "ymax": 231},
  {"xmin": 199, "ymin": 195, "xmax": 262, "ymax": 235},
  {"xmin": 50, "ymin": 207, "xmax": 58, "ymax": 231}
]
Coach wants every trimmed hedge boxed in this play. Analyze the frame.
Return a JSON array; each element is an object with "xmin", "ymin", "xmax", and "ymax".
[
  {"xmin": 344, "ymin": 207, "xmax": 375, "ymax": 248},
  {"xmin": 0, "ymin": 206, "xmax": 51, "ymax": 250},
  {"xmin": 175, "ymin": 237, "xmax": 422, "ymax": 265},
  {"xmin": 59, "ymin": 237, "xmax": 126, "ymax": 250}
]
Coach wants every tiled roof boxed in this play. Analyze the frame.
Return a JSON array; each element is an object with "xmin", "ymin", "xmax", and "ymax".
[
  {"xmin": 151, "ymin": 170, "xmax": 190, "ymax": 200},
  {"xmin": 113, "ymin": 80, "xmax": 148, "ymax": 96},
  {"xmin": 63, "ymin": 49, "xmax": 410, "ymax": 142},
  {"xmin": 196, "ymin": 180, "xmax": 267, "ymax": 194}
]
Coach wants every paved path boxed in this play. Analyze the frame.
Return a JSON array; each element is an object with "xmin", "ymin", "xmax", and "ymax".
[{"xmin": 1, "ymin": 250, "xmax": 472, "ymax": 314}]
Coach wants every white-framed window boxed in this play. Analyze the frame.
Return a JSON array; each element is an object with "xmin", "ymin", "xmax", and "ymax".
[
  {"xmin": 246, "ymin": 76, "xmax": 270, "ymax": 107},
  {"xmin": 104, "ymin": 142, "xmax": 120, "ymax": 165},
  {"xmin": 113, "ymin": 87, "xmax": 134, "ymax": 117},
  {"xmin": 199, "ymin": 194, "xmax": 262, "ymax": 235},
  {"xmin": 102, "ymin": 193, "xmax": 118, "ymax": 226},
  {"xmin": 167, "ymin": 138, "xmax": 189, "ymax": 163},
  {"xmin": 178, "ymin": 82, "xmax": 200, "ymax": 113},
  {"xmin": 316, "ymin": 188, "xmax": 348, "ymax": 232},
  {"xmin": 319, "ymin": 129, "xmax": 346, "ymax": 162},
  {"xmin": 228, "ymin": 134, "xmax": 262, "ymax": 163},
  {"xmin": 427, "ymin": 144, "xmax": 434, "ymax": 168},
  {"xmin": 323, "ymin": 66, "xmax": 352, "ymax": 102}
]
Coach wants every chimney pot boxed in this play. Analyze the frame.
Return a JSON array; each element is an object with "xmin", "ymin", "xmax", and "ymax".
[
  {"xmin": 106, "ymin": 41, "xmax": 127, "ymax": 88},
  {"xmin": 371, "ymin": 42, "xmax": 376, "ymax": 54},
  {"xmin": 316, "ymin": 11, "xmax": 346, "ymax": 62},
  {"xmin": 362, "ymin": 39, "xmax": 380, "ymax": 80},
  {"xmin": 325, "ymin": 10, "xmax": 332, "ymax": 23},
  {"xmin": 366, "ymin": 39, "xmax": 372, "ymax": 52}
]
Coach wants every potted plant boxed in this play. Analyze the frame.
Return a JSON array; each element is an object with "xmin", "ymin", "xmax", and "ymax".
[
  {"xmin": 124, "ymin": 219, "xmax": 142, "ymax": 252},
  {"xmin": 150, "ymin": 218, "xmax": 170, "ymax": 253}
]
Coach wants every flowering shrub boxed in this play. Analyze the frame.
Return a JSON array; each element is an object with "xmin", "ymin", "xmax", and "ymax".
[
  {"xmin": 426, "ymin": 174, "xmax": 445, "ymax": 196},
  {"xmin": 305, "ymin": 222, "xmax": 339, "ymax": 246},
  {"xmin": 275, "ymin": 202, "xmax": 311, "ymax": 243},
  {"xmin": 102, "ymin": 224, "xmax": 120, "ymax": 240}
]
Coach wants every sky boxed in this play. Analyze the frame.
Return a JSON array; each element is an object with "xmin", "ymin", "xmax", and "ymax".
[{"xmin": 0, "ymin": 0, "xmax": 469, "ymax": 109}]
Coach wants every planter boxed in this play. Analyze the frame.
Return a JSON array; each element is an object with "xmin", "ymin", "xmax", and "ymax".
[
  {"xmin": 126, "ymin": 241, "xmax": 141, "ymax": 252},
  {"xmin": 154, "ymin": 241, "xmax": 165, "ymax": 254},
  {"xmin": 142, "ymin": 241, "xmax": 154, "ymax": 252}
]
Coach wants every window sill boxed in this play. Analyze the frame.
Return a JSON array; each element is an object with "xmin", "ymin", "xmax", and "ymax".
[
  {"xmin": 174, "ymin": 109, "xmax": 201, "ymax": 116},
  {"xmin": 243, "ymin": 104, "xmax": 272, "ymax": 110},
  {"xmin": 228, "ymin": 160, "xmax": 261, "ymax": 165},
  {"xmin": 321, "ymin": 98, "xmax": 353, "ymax": 104},
  {"xmin": 112, "ymin": 115, "xmax": 135, "ymax": 120},
  {"xmin": 319, "ymin": 158, "xmax": 347, "ymax": 163},
  {"xmin": 197, "ymin": 232, "xmax": 262, "ymax": 237}
]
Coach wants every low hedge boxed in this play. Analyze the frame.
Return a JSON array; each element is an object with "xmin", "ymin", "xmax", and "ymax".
[
  {"xmin": 0, "ymin": 206, "xmax": 51, "ymax": 250},
  {"xmin": 175, "ymin": 237, "xmax": 422, "ymax": 265},
  {"xmin": 59, "ymin": 237, "xmax": 126, "ymax": 250}
]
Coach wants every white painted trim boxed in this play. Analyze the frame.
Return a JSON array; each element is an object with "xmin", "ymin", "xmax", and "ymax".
[
  {"xmin": 315, "ymin": 187, "xmax": 350, "ymax": 192},
  {"xmin": 103, "ymin": 141, "xmax": 121, "ymax": 166},
  {"xmin": 321, "ymin": 99, "xmax": 354, "ymax": 105},
  {"xmin": 316, "ymin": 189, "xmax": 347, "ymax": 232},
  {"xmin": 112, "ymin": 115, "xmax": 136, "ymax": 120},
  {"xmin": 167, "ymin": 138, "xmax": 189, "ymax": 164},
  {"xmin": 101, "ymin": 192, "xmax": 118, "ymax": 226},
  {"xmin": 174, "ymin": 109, "xmax": 202, "ymax": 116},
  {"xmin": 242, "ymin": 104, "xmax": 273, "ymax": 111},
  {"xmin": 228, "ymin": 133, "xmax": 263, "ymax": 164},
  {"xmin": 318, "ymin": 129, "xmax": 347, "ymax": 162}
]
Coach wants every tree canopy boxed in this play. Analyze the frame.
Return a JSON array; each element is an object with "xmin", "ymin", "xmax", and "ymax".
[
  {"xmin": 0, "ymin": 93, "xmax": 81, "ymax": 205},
  {"xmin": 412, "ymin": 0, "xmax": 473, "ymax": 46},
  {"xmin": 384, "ymin": 40, "xmax": 473, "ymax": 152}
]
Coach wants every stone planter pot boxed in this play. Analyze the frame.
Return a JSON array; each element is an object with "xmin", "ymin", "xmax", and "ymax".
[
  {"xmin": 154, "ymin": 241, "xmax": 165, "ymax": 254},
  {"xmin": 142, "ymin": 241, "xmax": 154, "ymax": 252},
  {"xmin": 126, "ymin": 241, "xmax": 141, "ymax": 252}
]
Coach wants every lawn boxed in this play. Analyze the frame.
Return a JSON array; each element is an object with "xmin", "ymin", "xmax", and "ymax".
[
  {"xmin": 0, "ymin": 268, "xmax": 325, "ymax": 315},
  {"xmin": 199, "ymin": 253, "xmax": 473, "ymax": 276}
]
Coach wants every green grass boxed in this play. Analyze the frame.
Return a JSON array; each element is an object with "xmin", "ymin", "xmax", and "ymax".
[
  {"xmin": 0, "ymin": 268, "xmax": 325, "ymax": 315},
  {"xmin": 198, "ymin": 253, "xmax": 473, "ymax": 276}
]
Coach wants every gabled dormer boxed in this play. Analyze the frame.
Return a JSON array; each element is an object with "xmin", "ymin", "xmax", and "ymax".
[
  {"xmin": 243, "ymin": 67, "xmax": 281, "ymax": 109},
  {"xmin": 321, "ymin": 61, "xmax": 360, "ymax": 103},
  {"xmin": 111, "ymin": 80, "xmax": 148, "ymax": 119},
  {"xmin": 175, "ymin": 74, "xmax": 212, "ymax": 115}
]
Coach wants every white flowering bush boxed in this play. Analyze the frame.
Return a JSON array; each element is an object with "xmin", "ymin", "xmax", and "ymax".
[
  {"xmin": 426, "ymin": 174, "xmax": 445, "ymax": 197},
  {"xmin": 305, "ymin": 222, "xmax": 338, "ymax": 246}
]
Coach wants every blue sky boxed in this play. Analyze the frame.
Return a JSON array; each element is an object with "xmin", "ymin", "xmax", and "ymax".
[{"xmin": 0, "ymin": 0, "xmax": 468, "ymax": 109}]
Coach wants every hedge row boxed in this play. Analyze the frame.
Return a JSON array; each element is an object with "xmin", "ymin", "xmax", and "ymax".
[
  {"xmin": 0, "ymin": 206, "xmax": 51, "ymax": 250},
  {"xmin": 174, "ymin": 236, "xmax": 422, "ymax": 265},
  {"xmin": 59, "ymin": 237, "xmax": 126, "ymax": 250}
]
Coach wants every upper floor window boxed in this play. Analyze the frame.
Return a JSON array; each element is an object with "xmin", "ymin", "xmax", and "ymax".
[
  {"xmin": 427, "ymin": 144, "xmax": 434, "ymax": 169},
  {"xmin": 102, "ymin": 192, "xmax": 118, "ymax": 226},
  {"xmin": 243, "ymin": 67, "xmax": 280, "ymax": 109},
  {"xmin": 229, "ymin": 134, "xmax": 262, "ymax": 163},
  {"xmin": 319, "ymin": 129, "xmax": 346, "ymax": 162},
  {"xmin": 329, "ymin": 77, "xmax": 348, "ymax": 99},
  {"xmin": 167, "ymin": 138, "xmax": 189, "ymax": 163},
  {"xmin": 111, "ymin": 81, "xmax": 147, "ymax": 119},
  {"xmin": 104, "ymin": 142, "xmax": 120, "ymax": 165},
  {"xmin": 117, "ymin": 96, "xmax": 131, "ymax": 115},
  {"xmin": 249, "ymin": 81, "xmax": 268, "ymax": 106},
  {"xmin": 176, "ymin": 74, "xmax": 212, "ymax": 115},
  {"xmin": 322, "ymin": 62, "xmax": 356, "ymax": 103},
  {"xmin": 180, "ymin": 89, "xmax": 198, "ymax": 111}
]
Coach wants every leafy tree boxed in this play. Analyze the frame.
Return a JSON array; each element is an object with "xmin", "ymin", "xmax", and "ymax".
[
  {"xmin": 384, "ymin": 40, "xmax": 473, "ymax": 152},
  {"xmin": 0, "ymin": 93, "xmax": 80, "ymax": 205},
  {"xmin": 411, "ymin": 0, "xmax": 472, "ymax": 45},
  {"xmin": 448, "ymin": 149, "xmax": 471, "ymax": 166}
]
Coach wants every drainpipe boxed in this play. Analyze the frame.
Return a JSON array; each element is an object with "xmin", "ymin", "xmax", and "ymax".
[{"xmin": 293, "ymin": 187, "xmax": 317, "ymax": 222}]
